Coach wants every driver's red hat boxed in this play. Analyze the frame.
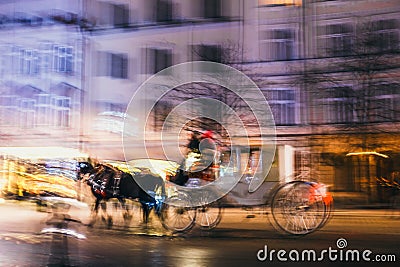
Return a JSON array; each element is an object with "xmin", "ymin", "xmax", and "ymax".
[{"xmin": 202, "ymin": 130, "xmax": 213, "ymax": 139}]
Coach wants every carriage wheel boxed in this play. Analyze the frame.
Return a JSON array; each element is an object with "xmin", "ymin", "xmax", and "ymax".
[
  {"xmin": 195, "ymin": 190, "xmax": 223, "ymax": 230},
  {"xmin": 317, "ymin": 187, "xmax": 334, "ymax": 229},
  {"xmin": 270, "ymin": 181, "xmax": 327, "ymax": 235},
  {"xmin": 196, "ymin": 201, "xmax": 223, "ymax": 230},
  {"xmin": 160, "ymin": 192, "xmax": 196, "ymax": 233}
]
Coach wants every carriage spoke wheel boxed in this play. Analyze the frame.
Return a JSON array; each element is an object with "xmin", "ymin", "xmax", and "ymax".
[
  {"xmin": 196, "ymin": 202, "xmax": 223, "ymax": 230},
  {"xmin": 270, "ymin": 181, "xmax": 327, "ymax": 235},
  {"xmin": 160, "ymin": 193, "xmax": 196, "ymax": 233},
  {"xmin": 193, "ymin": 190, "xmax": 223, "ymax": 230}
]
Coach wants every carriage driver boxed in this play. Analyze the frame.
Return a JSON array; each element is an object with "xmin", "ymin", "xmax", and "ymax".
[
  {"xmin": 187, "ymin": 130, "xmax": 219, "ymax": 182},
  {"xmin": 199, "ymin": 130, "xmax": 217, "ymax": 163}
]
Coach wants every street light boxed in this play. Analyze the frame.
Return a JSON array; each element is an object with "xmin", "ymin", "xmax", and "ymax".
[{"xmin": 346, "ymin": 151, "xmax": 389, "ymax": 159}]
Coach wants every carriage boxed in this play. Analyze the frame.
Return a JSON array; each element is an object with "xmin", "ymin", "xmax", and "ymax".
[
  {"xmin": 80, "ymin": 144, "xmax": 333, "ymax": 236},
  {"xmin": 0, "ymin": 145, "xmax": 332, "ymax": 235}
]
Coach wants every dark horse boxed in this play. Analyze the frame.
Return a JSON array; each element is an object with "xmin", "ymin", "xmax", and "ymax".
[{"xmin": 77, "ymin": 161, "xmax": 165, "ymax": 227}]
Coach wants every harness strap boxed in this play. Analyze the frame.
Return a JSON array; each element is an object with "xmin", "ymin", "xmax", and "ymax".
[{"xmin": 111, "ymin": 171, "xmax": 122, "ymax": 196}]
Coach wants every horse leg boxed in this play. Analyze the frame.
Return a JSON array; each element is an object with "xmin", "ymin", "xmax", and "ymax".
[
  {"xmin": 119, "ymin": 198, "xmax": 132, "ymax": 226},
  {"xmin": 88, "ymin": 198, "xmax": 101, "ymax": 227},
  {"xmin": 99, "ymin": 200, "xmax": 113, "ymax": 229},
  {"xmin": 141, "ymin": 202, "xmax": 150, "ymax": 225}
]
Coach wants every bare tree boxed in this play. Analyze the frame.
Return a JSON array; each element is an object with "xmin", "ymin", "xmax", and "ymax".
[
  {"xmin": 294, "ymin": 18, "xmax": 400, "ymax": 201},
  {"xmin": 148, "ymin": 40, "xmax": 269, "ymax": 141}
]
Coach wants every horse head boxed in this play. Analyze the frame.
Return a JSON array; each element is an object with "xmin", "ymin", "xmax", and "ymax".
[{"xmin": 76, "ymin": 161, "xmax": 95, "ymax": 181}]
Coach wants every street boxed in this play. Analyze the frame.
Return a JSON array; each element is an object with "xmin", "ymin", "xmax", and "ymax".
[{"xmin": 0, "ymin": 200, "xmax": 399, "ymax": 267}]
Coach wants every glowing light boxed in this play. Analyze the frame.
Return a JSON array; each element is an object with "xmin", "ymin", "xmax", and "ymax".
[
  {"xmin": 259, "ymin": 0, "xmax": 302, "ymax": 7},
  {"xmin": 0, "ymin": 147, "xmax": 88, "ymax": 160},
  {"xmin": 346, "ymin": 151, "xmax": 389, "ymax": 158},
  {"xmin": 127, "ymin": 159, "xmax": 180, "ymax": 179},
  {"xmin": 41, "ymin": 228, "xmax": 86, "ymax": 239}
]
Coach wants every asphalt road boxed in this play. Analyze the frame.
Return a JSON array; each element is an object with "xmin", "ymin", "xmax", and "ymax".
[{"xmin": 0, "ymin": 200, "xmax": 399, "ymax": 267}]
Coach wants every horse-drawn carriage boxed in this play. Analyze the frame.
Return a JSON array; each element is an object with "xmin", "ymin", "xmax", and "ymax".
[{"xmin": 77, "ymin": 145, "xmax": 333, "ymax": 235}]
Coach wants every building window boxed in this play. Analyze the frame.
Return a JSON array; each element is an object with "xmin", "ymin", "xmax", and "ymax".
[
  {"xmin": 111, "ymin": 53, "xmax": 128, "ymax": 78},
  {"xmin": 97, "ymin": 51, "xmax": 128, "ymax": 79},
  {"xmin": 264, "ymin": 88, "xmax": 296, "ymax": 125},
  {"xmin": 152, "ymin": 101, "xmax": 173, "ymax": 131},
  {"xmin": 369, "ymin": 83, "xmax": 400, "ymax": 122},
  {"xmin": 145, "ymin": 48, "xmax": 172, "ymax": 74},
  {"xmin": 204, "ymin": 0, "xmax": 221, "ymax": 18},
  {"xmin": 261, "ymin": 29, "xmax": 296, "ymax": 61},
  {"xmin": 39, "ymin": 42, "xmax": 53, "ymax": 74},
  {"xmin": 2, "ymin": 45, "xmax": 31, "ymax": 75},
  {"xmin": 98, "ymin": 2, "xmax": 129, "ymax": 28},
  {"xmin": 35, "ymin": 94, "xmax": 52, "ymax": 126},
  {"xmin": 18, "ymin": 98, "xmax": 36, "ymax": 128},
  {"xmin": 322, "ymin": 86, "xmax": 354, "ymax": 124},
  {"xmin": 0, "ymin": 95, "xmax": 18, "ymax": 126},
  {"xmin": 190, "ymin": 44, "xmax": 223, "ymax": 73},
  {"xmin": 113, "ymin": 4, "xmax": 130, "ymax": 27},
  {"xmin": 156, "ymin": 0, "xmax": 173, "ymax": 22},
  {"xmin": 53, "ymin": 45, "xmax": 73, "ymax": 73},
  {"xmin": 370, "ymin": 19, "xmax": 399, "ymax": 53},
  {"xmin": 191, "ymin": 44, "xmax": 223, "ymax": 63},
  {"xmin": 318, "ymin": 23, "xmax": 353, "ymax": 57},
  {"xmin": 21, "ymin": 49, "xmax": 39, "ymax": 76},
  {"xmin": 51, "ymin": 96, "xmax": 70, "ymax": 127}
]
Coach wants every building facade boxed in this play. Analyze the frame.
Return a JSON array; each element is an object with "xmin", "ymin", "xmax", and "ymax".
[{"xmin": 0, "ymin": 0, "xmax": 84, "ymax": 147}]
